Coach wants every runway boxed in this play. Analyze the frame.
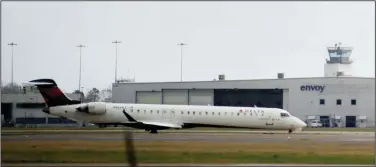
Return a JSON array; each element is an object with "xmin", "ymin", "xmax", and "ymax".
[{"xmin": 2, "ymin": 131, "xmax": 374, "ymax": 143}]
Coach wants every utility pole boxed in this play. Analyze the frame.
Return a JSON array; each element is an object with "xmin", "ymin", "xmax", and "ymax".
[
  {"xmin": 76, "ymin": 44, "xmax": 85, "ymax": 102},
  {"xmin": 112, "ymin": 40, "xmax": 122, "ymax": 83},
  {"xmin": 177, "ymin": 43, "xmax": 187, "ymax": 82},
  {"xmin": 8, "ymin": 42, "xmax": 17, "ymax": 85}
]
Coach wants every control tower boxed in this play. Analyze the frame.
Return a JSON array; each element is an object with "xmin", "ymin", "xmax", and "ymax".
[{"xmin": 324, "ymin": 43, "xmax": 353, "ymax": 77}]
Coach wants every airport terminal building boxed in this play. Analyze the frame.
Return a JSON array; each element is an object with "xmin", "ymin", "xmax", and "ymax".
[
  {"xmin": 1, "ymin": 87, "xmax": 80, "ymax": 127},
  {"xmin": 112, "ymin": 46, "xmax": 375, "ymax": 128}
]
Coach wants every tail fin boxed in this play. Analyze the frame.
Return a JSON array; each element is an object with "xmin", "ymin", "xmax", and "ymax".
[{"xmin": 28, "ymin": 79, "xmax": 81, "ymax": 107}]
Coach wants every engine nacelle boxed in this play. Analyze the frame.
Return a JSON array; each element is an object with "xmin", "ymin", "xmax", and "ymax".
[{"xmin": 77, "ymin": 102, "xmax": 107, "ymax": 115}]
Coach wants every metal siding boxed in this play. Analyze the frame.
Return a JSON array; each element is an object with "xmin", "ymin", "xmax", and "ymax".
[
  {"xmin": 162, "ymin": 89, "xmax": 188, "ymax": 105},
  {"xmin": 1, "ymin": 93, "xmax": 80, "ymax": 103},
  {"xmin": 136, "ymin": 91, "xmax": 162, "ymax": 104},
  {"xmin": 188, "ymin": 89, "xmax": 214, "ymax": 105}
]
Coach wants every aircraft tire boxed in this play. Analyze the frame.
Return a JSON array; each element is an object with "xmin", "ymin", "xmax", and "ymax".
[{"xmin": 150, "ymin": 129, "xmax": 158, "ymax": 134}]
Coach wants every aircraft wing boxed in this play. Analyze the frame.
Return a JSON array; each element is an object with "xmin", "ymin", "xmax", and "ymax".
[
  {"xmin": 140, "ymin": 121, "xmax": 182, "ymax": 129},
  {"xmin": 122, "ymin": 109, "xmax": 182, "ymax": 129}
]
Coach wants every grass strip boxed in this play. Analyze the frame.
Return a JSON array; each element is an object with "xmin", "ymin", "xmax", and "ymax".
[{"xmin": 2, "ymin": 140, "xmax": 374, "ymax": 164}]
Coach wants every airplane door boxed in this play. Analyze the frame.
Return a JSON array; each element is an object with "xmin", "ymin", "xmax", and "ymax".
[
  {"xmin": 265, "ymin": 114, "xmax": 274, "ymax": 126},
  {"xmin": 162, "ymin": 109, "xmax": 174, "ymax": 123}
]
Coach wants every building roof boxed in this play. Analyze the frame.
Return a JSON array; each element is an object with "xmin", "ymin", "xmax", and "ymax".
[{"xmin": 113, "ymin": 76, "xmax": 375, "ymax": 85}]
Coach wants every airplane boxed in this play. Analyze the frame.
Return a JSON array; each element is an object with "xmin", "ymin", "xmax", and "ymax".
[{"xmin": 28, "ymin": 78, "xmax": 307, "ymax": 134}]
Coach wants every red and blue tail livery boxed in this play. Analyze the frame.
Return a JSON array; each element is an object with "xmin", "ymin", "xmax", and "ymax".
[{"xmin": 29, "ymin": 79, "xmax": 81, "ymax": 107}]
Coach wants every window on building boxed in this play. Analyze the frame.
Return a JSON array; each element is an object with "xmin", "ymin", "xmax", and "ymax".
[
  {"xmin": 16, "ymin": 103, "xmax": 46, "ymax": 109},
  {"xmin": 336, "ymin": 99, "xmax": 342, "ymax": 105},
  {"xmin": 47, "ymin": 117, "xmax": 76, "ymax": 124},
  {"xmin": 351, "ymin": 99, "xmax": 356, "ymax": 105},
  {"xmin": 319, "ymin": 99, "xmax": 325, "ymax": 105}
]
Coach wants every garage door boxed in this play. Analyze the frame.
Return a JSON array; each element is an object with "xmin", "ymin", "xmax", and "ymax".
[
  {"xmin": 188, "ymin": 89, "xmax": 213, "ymax": 105},
  {"xmin": 136, "ymin": 91, "xmax": 162, "ymax": 104},
  {"xmin": 162, "ymin": 89, "xmax": 188, "ymax": 105},
  {"xmin": 283, "ymin": 89, "xmax": 289, "ymax": 110}
]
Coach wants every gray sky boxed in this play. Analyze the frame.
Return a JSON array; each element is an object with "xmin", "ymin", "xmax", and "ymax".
[{"xmin": 1, "ymin": 1, "xmax": 375, "ymax": 93}]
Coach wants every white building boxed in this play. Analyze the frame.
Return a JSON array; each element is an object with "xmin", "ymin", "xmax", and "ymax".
[{"xmin": 112, "ymin": 44, "xmax": 375, "ymax": 128}]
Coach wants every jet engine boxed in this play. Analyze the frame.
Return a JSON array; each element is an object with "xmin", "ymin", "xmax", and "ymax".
[{"xmin": 76, "ymin": 102, "xmax": 107, "ymax": 115}]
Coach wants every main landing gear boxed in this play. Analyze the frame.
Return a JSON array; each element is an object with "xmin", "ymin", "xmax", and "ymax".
[
  {"xmin": 150, "ymin": 129, "xmax": 158, "ymax": 134},
  {"xmin": 145, "ymin": 128, "xmax": 158, "ymax": 134}
]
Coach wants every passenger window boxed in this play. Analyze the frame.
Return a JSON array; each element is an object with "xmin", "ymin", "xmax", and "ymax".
[
  {"xmin": 199, "ymin": 112, "xmax": 201, "ymax": 115},
  {"xmin": 137, "ymin": 110, "xmax": 140, "ymax": 113},
  {"xmin": 157, "ymin": 110, "xmax": 159, "ymax": 114},
  {"xmin": 231, "ymin": 113, "xmax": 234, "ymax": 116},
  {"xmin": 188, "ymin": 111, "xmax": 190, "ymax": 114},
  {"xmin": 181, "ymin": 111, "xmax": 184, "ymax": 114},
  {"xmin": 150, "ymin": 110, "xmax": 153, "ymax": 113},
  {"xmin": 206, "ymin": 112, "xmax": 208, "ymax": 115},
  {"xmin": 212, "ymin": 112, "xmax": 214, "ymax": 115},
  {"xmin": 237, "ymin": 113, "xmax": 240, "ymax": 116},
  {"xmin": 351, "ymin": 99, "xmax": 356, "ymax": 105},
  {"xmin": 218, "ymin": 112, "xmax": 220, "ymax": 116},
  {"xmin": 193, "ymin": 111, "xmax": 195, "ymax": 115},
  {"xmin": 225, "ymin": 112, "xmax": 227, "ymax": 115}
]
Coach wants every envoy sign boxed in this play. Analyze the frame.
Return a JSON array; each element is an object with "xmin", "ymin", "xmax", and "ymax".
[{"xmin": 300, "ymin": 85, "xmax": 326, "ymax": 93}]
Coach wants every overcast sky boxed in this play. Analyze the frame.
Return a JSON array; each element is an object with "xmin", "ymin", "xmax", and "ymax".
[{"xmin": 1, "ymin": 1, "xmax": 375, "ymax": 93}]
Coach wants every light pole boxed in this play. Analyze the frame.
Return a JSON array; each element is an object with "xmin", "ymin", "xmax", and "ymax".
[
  {"xmin": 8, "ymin": 42, "xmax": 17, "ymax": 85},
  {"xmin": 177, "ymin": 43, "xmax": 187, "ymax": 82},
  {"xmin": 112, "ymin": 40, "xmax": 121, "ymax": 83},
  {"xmin": 76, "ymin": 44, "xmax": 85, "ymax": 101}
]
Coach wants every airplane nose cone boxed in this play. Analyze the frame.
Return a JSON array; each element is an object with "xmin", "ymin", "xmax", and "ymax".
[{"xmin": 294, "ymin": 117, "xmax": 307, "ymax": 128}]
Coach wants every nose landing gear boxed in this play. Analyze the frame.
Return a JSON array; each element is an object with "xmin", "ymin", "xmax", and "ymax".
[{"xmin": 287, "ymin": 129, "xmax": 293, "ymax": 140}]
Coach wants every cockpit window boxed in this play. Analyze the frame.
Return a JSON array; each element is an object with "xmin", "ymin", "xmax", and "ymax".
[{"xmin": 280, "ymin": 113, "xmax": 289, "ymax": 117}]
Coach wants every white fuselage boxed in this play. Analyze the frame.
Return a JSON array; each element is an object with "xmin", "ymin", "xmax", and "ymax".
[{"xmin": 49, "ymin": 102, "xmax": 307, "ymax": 130}]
